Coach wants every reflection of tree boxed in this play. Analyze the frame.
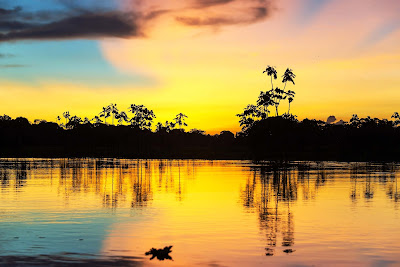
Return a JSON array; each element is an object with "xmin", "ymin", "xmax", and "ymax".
[
  {"xmin": 15, "ymin": 161, "xmax": 28, "ymax": 189},
  {"xmin": 349, "ymin": 163, "xmax": 400, "ymax": 204},
  {"xmin": 240, "ymin": 163, "xmax": 329, "ymax": 256},
  {"xmin": 0, "ymin": 168, "xmax": 10, "ymax": 188},
  {"xmin": 364, "ymin": 170, "xmax": 374, "ymax": 200},
  {"xmin": 350, "ymin": 165, "xmax": 360, "ymax": 202}
]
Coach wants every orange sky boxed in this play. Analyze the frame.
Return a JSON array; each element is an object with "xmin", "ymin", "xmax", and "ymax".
[{"xmin": 0, "ymin": 0, "xmax": 399, "ymax": 133}]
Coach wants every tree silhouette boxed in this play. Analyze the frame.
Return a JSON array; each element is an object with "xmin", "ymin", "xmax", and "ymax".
[
  {"xmin": 107, "ymin": 103, "xmax": 119, "ymax": 125},
  {"xmin": 56, "ymin": 116, "xmax": 62, "ymax": 126},
  {"xmin": 115, "ymin": 111, "xmax": 129, "ymax": 125},
  {"xmin": 392, "ymin": 112, "xmax": 400, "ymax": 126},
  {"xmin": 128, "ymin": 104, "xmax": 156, "ymax": 130},
  {"xmin": 282, "ymin": 68, "xmax": 296, "ymax": 90},
  {"xmin": 62, "ymin": 111, "xmax": 70, "ymax": 126},
  {"xmin": 257, "ymin": 90, "xmax": 275, "ymax": 118},
  {"xmin": 281, "ymin": 68, "xmax": 296, "ymax": 115},
  {"xmin": 91, "ymin": 115, "xmax": 103, "ymax": 126},
  {"xmin": 286, "ymin": 90, "xmax": 295, "ymax": 114},
  {"xmin": 237, "ymin": 104, "xmax": 264, "ymax": 132},
  {"xmin": 263, "ymin": 66, "xmax": 277, "ymax": 90},
  {"xmin": 272, "ymin": 87, "xmax": 286, "ymax": 116},
  {"xmin": 350, "ymin": 114, "xmax": 360, "ymax": 127},
  {"xmin": 0, "ymin": 114, "xmax": 11, "ymax": 121},
  {"xmin": 99, "ymin": 106, "xmax": 111, "ymax": 125},
  {"xmin": 83, "ymin": 117, "xmax": 90, "ymax": 124},
  {"xmin": 156, "ymin": 121, "xmax": 175, "ymax": 133},
  {"xmin": 174, "ymin": 113, "xmax": 188, "ymax": 129},
  {"xmin": 66, "ymin": 115, "xmax": 82, "ymax": 129}
]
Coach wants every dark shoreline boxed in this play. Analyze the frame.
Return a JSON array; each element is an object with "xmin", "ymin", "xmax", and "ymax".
[{"xmin": 1, "ymin": 116, "xmax": 400, "ymax": 163}]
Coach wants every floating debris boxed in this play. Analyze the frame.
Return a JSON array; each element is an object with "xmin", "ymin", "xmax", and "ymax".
[{"xmin": 145, "ymin": 246, "xmax": 173, "ymax": 261}]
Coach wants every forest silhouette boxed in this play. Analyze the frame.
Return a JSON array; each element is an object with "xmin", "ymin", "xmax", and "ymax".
[{"xmin": 1, "ymin": 66, "xmax": 400, "ymax": 161}]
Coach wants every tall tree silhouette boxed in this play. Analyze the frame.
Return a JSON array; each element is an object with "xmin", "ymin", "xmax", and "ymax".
[
  {"xmin": 286, "ymin": 91, "xmax": 295, "ymax": 114},
  {"xmin": 174, "ymin": 113, "xmax": 188, "ymax": 129},
  {"xmin": 272, "ymin": 88, "xmax": 286, "ymax": 116},
  {"xmin": 128, "ymin": 104, "xmax": 156, "ymax": 130},
  {"xmin": 282, "ymin": 68, "xmax": 296, "ymax": 90},
  {"xmin": 263, "ymin": 66, "xmax": 277, "ymax": 90}
]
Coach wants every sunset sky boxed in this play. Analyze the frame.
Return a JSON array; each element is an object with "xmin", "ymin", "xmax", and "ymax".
[{"xmin": 0, "ymin": 0, "xmax": 399, "ymax": 133}]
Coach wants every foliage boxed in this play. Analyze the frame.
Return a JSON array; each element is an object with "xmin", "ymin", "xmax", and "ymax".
[
  {"xmin": 128, "ymin": 104, "xmax": 156, "ymax": 130},
  {"xmin": 238, "ymin": 66, "xmax": 297, "ymax": 132}
]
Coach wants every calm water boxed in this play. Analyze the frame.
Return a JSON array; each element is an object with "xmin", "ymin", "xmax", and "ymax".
[{"xmin": 0, "ymin": 159, "xmax": 400, "ymax": 266}]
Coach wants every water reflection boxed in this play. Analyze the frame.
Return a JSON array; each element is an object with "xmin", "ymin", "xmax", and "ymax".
[
  {"xmin": 240, "ymin": 164, "xmax": 301, "ymax": 256},
  {"xmin": 0, "ymin": 159, "xmax": 400, "ymax": 266},
  {"xmin": 240, "ymin": 162, "xmax": 400, "ymax": 257}
]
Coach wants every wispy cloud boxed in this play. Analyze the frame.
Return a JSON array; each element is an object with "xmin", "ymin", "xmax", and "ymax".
[{"xmin": 0, "ymin": 0, "xmax": 275, "ymax": 42}]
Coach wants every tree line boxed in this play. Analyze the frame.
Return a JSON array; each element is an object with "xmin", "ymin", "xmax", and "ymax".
[
  {"xmin": 51, "ymin": 104, "xmax": 188, "ymax": 132},
  {"xmin": 234, "ymin": 65, "xmax": 400, "ymax": 161},
  {"xmin": 1, "ymin": 65, "xmax": 400, "ymax": 161}
]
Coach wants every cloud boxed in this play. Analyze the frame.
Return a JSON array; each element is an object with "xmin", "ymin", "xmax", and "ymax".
[
  {"xmin": 0, "ymin": 64, "xmax": 27, "ymax": 68},
  {"xmin": 326, "ymin": 115, "xmax": 336, "ymax": 124},
  {"xmin": 0, "ymin": 6, "xmax": 22, "ymax": 15},
  {"xmin": 0, "ymin": 12, "xmax": 139, "ymax": 41},
  {"xmin": 0, "ymin": 0, "xmax": 275, "ymax": 42},
  {"xmin": 176, "ymin": 6, "xmax": 268, "ymax": 26},
  {"xmin": 193, "ymin": 0, "xmax": 235, "ymax": 8}
]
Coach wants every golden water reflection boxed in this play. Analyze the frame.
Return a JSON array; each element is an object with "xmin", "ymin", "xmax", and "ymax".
[{"xmin": 0, "ymin": 159, "xmax": 400, "ymax": 266}]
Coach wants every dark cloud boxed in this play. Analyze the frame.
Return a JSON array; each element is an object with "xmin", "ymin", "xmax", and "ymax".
[
  {"xmin": 193, "ymin": 0, "xmax": 235, "ymax": 8},
  {"xmin": 0, "ymin": 0, "xmax": 274, "ymax": 42},
  {"xmin": 0, "ymin": 12, "xmax": 139, "ymax": 41},
  {"xmin": 176, "ymin": 6, "xmax": 269, "ymax": 26},
  {"xmin": 326, "ymin": 116, "xmax": 336, "ymax": 124},
  {"xmin": 0, "ymin": 6, "xmax": 22, "ymax": 15}
]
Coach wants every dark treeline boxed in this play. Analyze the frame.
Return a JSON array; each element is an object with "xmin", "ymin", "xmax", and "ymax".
[
  {"xmin": 0, "ymin": 111, "xmax": 241, "ymax": 159},
  {"xmin": 1, "ymin": 66, "xmax": 400, "ymax": 161}
]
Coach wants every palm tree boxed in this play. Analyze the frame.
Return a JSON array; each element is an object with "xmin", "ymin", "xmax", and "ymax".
[
  {"xmin": 282, "ymin": 68, "xmax": 296, "ymax": 91},
  {"xmin": 272, "ymin": 87, "xmax": 286, "ymax": 116},
  {"xmin": 62, "ymin": 111, "xmax": 70, "ymax": 126},
  {"xmin": 286, "ymin": 90, "xmax": 295, "ymax": 114},
  {"xmin": 174, "ymin": 113, "xmax": 188, "ymax": 129},
  {"xmin": 263, "ymin": 66, "xmax": 277, "ymax": 90}
]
